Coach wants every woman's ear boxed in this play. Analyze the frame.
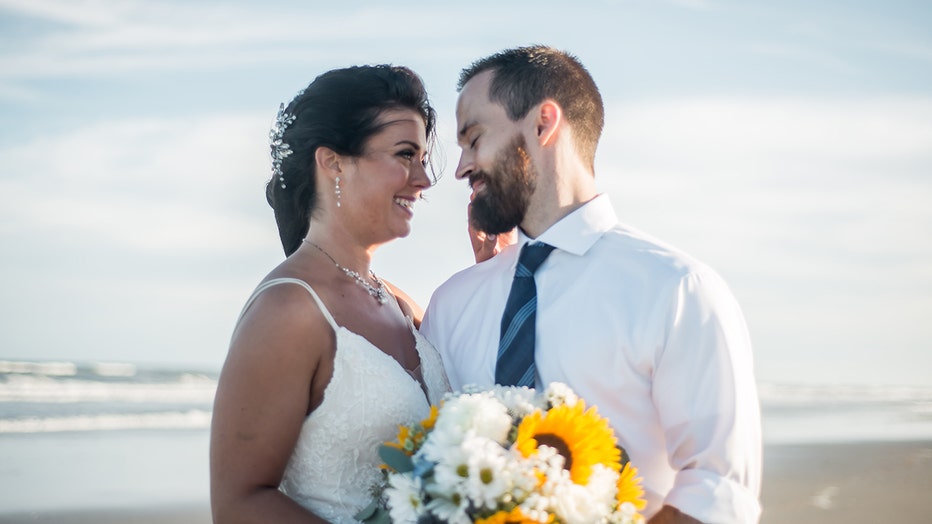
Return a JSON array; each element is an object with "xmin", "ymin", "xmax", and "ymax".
[
  {"xmin": 535, "ymin": 100, "xmax": 562, "ymax": 147},
  {"xmin": 314, "ymin": 146, "xmax": 343, "ymax": 179}
]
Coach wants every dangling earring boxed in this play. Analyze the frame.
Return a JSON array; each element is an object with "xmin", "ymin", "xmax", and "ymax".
[{"xmin": 335, "ymin": 176, "xmax": 342, "ymax": 208}]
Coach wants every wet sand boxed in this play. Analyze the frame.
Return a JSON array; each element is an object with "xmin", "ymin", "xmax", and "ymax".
[
  {"xmin": 760, "ymin": 440, "xmax": 932, "ymax": 523},
  {"xmin": 2, "ymin": 440, "xmax": 930, "ymax": 523}
]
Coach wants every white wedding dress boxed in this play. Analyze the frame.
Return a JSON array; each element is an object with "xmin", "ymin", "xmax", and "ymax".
[{"xmin": 240, "ymin": 278, "xmax": 451, "ymax": 523}]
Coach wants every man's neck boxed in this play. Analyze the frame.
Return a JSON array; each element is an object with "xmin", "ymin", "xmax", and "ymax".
[{"xmin": 521, "ymin": 165, "xmax": 597, "ymax": 239}]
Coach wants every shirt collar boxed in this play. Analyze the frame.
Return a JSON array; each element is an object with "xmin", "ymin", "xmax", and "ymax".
[{"xmin": 517, "ymin": 193, "xmax": 617, "ymax": 257}]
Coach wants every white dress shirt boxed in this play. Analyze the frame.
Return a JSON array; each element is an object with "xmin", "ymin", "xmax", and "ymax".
[{"xmin": 421, "ymin": 194, "xmax": 762, "ymax": 523}]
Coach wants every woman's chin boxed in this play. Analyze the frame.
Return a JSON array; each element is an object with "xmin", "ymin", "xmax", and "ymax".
[{"xmin": 383, "ymin": 224, "xmax": 413, "ymax": 242}]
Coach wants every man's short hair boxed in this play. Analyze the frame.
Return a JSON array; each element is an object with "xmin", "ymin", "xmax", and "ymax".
[{"xmin": 458, "ymin": 45, "xmax": 604, "ymax": 168}]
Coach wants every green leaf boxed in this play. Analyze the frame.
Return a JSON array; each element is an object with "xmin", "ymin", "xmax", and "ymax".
[
  {"xmin": 379, "ymin": 445, "xmax": 414, "ymax": 473},
  {"xmin": 371, "ymin": 507, "xmax": 391, "ymax": 524},
  {"xmin": 354, "ymin": 499, "xmax": 380, "ymax": 521}
]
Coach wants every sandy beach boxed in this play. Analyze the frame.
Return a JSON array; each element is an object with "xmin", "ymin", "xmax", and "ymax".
[
  {"xmin": 760, "ymin": 440, "xmax": 932, "ymax": 523},
  {"xmin": 1, "ymin": 439, "xmax": 929, "ymax": 523},
  {"xmin": 0, "ymin": 505, "xmax": 211, "ymax": 523}
]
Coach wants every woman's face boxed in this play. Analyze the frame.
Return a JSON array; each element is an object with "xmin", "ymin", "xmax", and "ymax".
[{"xmin": 341, "ymin": 108, "xmax": 431, "ymax": 243}]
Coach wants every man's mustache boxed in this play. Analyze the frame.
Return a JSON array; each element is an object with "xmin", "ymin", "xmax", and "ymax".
[{"xmin": 468, "ymin": 172, "xmax": 488, "ymax": 190}]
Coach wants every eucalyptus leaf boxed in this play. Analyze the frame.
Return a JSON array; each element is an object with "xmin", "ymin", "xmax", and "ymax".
[
  {"xmin": 354, "ymin": 499, "xmax": 380, "ymax": 521},
  {"xmin": 356, "ymin": 504, "xmax": 391, "ymax": 524},
  {"xmin": 371, "ymin": 507, "xmax": 392, "ymax": 524},
  {"xmin": 379, "ymin": 445, "xmax": 414, "ymax": 473}
]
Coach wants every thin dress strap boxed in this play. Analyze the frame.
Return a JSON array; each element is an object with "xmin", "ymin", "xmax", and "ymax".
[{"xmin": 237, "ymin": 277, "xmax": 340, "ymax": 332}]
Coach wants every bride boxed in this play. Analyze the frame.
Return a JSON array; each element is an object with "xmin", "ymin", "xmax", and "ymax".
[{"xmin": 210, "ymin": 65, "xmax": 450, "ymax": 523}]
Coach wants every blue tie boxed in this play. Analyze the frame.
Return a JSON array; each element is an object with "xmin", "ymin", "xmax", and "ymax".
[{"xmin": 496, "ymin": 242, "xmax": 555, "ymax": 387}]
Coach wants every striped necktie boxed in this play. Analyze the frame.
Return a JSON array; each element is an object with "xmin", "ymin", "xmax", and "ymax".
[{"xmin": 495, "ymin": 242, "xmax": 555, "ymax": 387}]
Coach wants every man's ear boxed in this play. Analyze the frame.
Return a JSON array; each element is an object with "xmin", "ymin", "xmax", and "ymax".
[
  {"xmin": 314, "ymin": 146, "xmax": 343, "ymax": 179},
  {"xmin": 535, "ymin": 100, "xmax": 562, "ymax": 147}
]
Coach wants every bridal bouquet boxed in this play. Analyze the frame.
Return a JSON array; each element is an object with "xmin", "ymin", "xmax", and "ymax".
[{"xmin": 358, "ymin": 383, "xmax": 646, "ymax": 524}]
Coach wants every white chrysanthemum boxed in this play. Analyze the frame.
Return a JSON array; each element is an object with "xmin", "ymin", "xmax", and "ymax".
[
  {"xmin": 461, "ymin": 436, "xmax": 513, "ymax": 509},
  {"xmin": 432, "ymin": 393, "xmax": 513, "ymax": 445},
  {"xmin": 417, "ymin": 423, "xmax": 466, "ymax": 464},
  {"xmin": 384, "ymin": 473, "xmax": 425, "ymax": 524},
  {"xmin": 428, "ymin": 440, "xmax": 470, "ymax": 497},
  {"xmin": 425, "ymin": 487, "xmax": 471, "ymax": 524},
  {"xmin": 544, "ymin": 382, "xmax": 579, "ymax": 407}
]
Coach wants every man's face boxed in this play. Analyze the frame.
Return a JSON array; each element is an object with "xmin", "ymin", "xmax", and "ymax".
[
  {"xmin": 455, "ymin": 71, "xmax": 536, "ymax": 234},
  {"xmin": 466, "ymin": 134, "xmax": 535, "ymax": 234}
]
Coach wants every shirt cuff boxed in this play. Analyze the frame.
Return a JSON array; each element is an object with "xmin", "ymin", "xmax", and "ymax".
[{"xmin": 664, "ymin": 468, "xmax": 761, "ymax": 523}]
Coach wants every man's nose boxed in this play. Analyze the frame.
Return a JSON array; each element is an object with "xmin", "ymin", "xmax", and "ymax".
[{"xmin": 455, "ymin": 152, "xmax": 474, "ymax": 180}]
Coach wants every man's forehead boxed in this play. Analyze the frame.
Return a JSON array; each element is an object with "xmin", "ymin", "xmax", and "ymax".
[
  {"xmin": 460, "ymin": 71, "xmax": 492, "ymax": 100},
  {"xmin": 456, "ymin": 71, "xmax": 494, "ymax": 123}
]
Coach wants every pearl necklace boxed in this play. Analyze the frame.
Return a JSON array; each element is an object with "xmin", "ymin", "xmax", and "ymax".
[{"xmin": 302, "ymin": 239, "xmax": 388, "ymax": 305}]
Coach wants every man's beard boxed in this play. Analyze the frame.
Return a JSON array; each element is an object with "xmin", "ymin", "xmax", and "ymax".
[{"xmin": 469, "ymin": 135, "xmax": 536, "ymax": 235}]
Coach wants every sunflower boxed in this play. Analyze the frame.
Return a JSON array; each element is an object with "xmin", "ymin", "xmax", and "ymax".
[
  {"xmin": 475, "ymin": 507, "xmax": 551, "ymax": 524},
  {"xmin": 615, "ymin": 462, "xmax": 647, "ymax": 510},
  {"xmin": 514, "ymin": 402, "xmax": 620, "ymax": 484}
]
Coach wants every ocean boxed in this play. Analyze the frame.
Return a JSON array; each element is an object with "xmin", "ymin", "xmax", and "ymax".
[
  {"xmin": 0, "ymin": 360, "xmax": 214, "ymax": 515},
  {"xmin": 1, "ymin": 359, "xmax": 931, "ymax": 515}
]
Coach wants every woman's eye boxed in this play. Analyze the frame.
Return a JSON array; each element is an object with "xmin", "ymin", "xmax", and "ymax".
[
  {"xmin": 398, "ymin": 150, "xmax": 416, "ymax": 160},
  {"xmin": 470, "ymin": 136, "xmax": 479, "ymax": 149}
]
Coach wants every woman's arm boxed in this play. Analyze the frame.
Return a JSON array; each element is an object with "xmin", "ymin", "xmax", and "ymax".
[{"xmin": 209, "ymin": 284, "xmax": 334, "ymax": 523}]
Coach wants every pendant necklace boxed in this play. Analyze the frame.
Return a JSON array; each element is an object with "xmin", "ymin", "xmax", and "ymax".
[{"xmin": 302, "ymin": 239, "xmax": 388, "ymax": 305}]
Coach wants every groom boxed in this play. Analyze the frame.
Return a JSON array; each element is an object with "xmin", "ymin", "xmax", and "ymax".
[{"xmin": 420, "ymin": 46, "xmax": 762, "ymax": 523}]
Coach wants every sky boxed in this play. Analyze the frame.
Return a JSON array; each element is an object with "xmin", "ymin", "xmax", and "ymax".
[{"xmin": 0, "ymin": 0, "xmax": 930, "ymax": 387}]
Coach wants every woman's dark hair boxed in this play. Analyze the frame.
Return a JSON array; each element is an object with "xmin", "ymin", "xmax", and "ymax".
[{"xmin": 265, "ymin": 65, "xmax": 437, "ymax": 256}]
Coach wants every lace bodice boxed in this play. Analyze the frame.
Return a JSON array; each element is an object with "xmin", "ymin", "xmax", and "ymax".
[{"xmin": 240, "ymin": 278, "xmax": 450, "ymax": 523}]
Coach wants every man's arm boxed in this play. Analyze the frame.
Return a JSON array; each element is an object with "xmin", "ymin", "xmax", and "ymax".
[
  {"xmin": 649, "ymin": 506, "xmax": 702, "ymax": 524},
  {"xmin": 651, "ymin": 270, "xmax": 762, "ymax": 523}
]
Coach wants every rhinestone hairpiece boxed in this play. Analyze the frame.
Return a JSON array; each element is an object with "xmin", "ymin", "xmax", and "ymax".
[{"xmin": 270, "ymin": 102, "xmax": 297, "ymax": 189}]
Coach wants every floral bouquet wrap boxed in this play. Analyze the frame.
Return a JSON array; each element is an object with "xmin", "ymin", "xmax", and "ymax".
[{"xmin": 357, "ymin": 383, "xmax": 646, "ymax": 524}]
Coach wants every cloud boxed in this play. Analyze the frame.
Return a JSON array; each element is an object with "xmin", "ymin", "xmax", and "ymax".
[
  {"xmin": 595, "ymin": 95, "xmax": 932, "ymax": 385},
  {"xmin": 666, "ymin": 0, "xmax": 715, "ymax": 9},
  {"xmin": 607, "ymin": 96, "xmax": 932, "ymax": 166},
  {"xmin": 599, "ymin": 95, "xmax": 932, "ymax": 273},
  {"xmin": 0, "ymin": 0, "xmax": 126, "ymax": 26},
  {"xmin": 0, "ymin": 0, "xmax": 471, "ymax": 80},
  {"xmin": 749, "ymin": 43, "xmax": 860, "ymax": 76},
  {"xmin": 0, "ymin": 113, "xmax": 277, "ymax": 254},
  {"xmin": 0, "ymin": 81, "xmax": 40, "ymax": 102}
]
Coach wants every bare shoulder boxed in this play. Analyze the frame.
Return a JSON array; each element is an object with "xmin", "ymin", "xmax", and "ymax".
[
  {"xmin": 218, "ymin": 279, "xmax": 337, "ymax": 411},
  {"xmin": 232, "ymin": 281, "xmax": 334, "ymax": 353}
]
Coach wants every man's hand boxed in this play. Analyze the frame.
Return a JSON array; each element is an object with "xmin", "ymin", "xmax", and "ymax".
[
  {"xmin": 648, "ymin": 506, "xmax": 702, "ymax": 524},
  {"xmin": 467, "ymin": 202, "xmax": 516, "ymax": 263}
]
